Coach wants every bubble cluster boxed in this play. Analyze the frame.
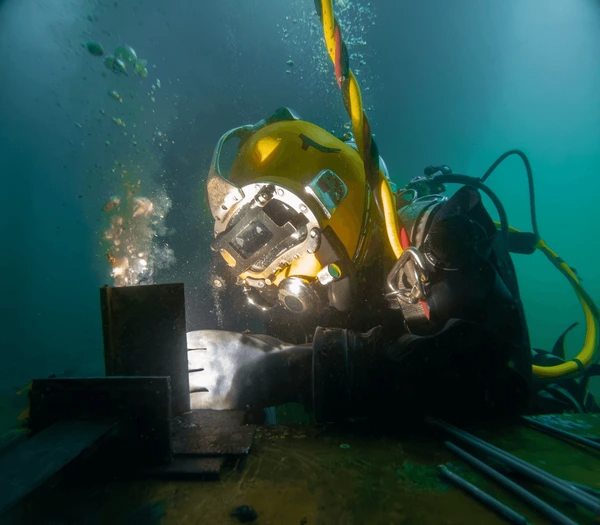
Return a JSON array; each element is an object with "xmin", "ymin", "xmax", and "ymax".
[
  {"xmin": 80, "ymin": 17, "xmax": 175, "ymax": 287},
  {"xmin": 277, "ymin": 0, "xmax": 376, "ymax": 106},
  {"xmin": 102, "ymin": 174, "xmax": 175, "ymax": 287}
]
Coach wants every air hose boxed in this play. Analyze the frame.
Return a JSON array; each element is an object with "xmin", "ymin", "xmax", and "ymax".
[
  {"xmin": 436, "ymin": 151, "xmax": 599, "ymax": 380},
  {"xmin": 315, "ymin": 0, "xmax": 404, "ymax": 261}
]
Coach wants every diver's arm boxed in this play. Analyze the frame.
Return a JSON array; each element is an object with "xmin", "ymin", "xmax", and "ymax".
[
  {"xmin": 310, "ymin": 319, "xmax": 529, "ymax": 422},
  {"xmin": 187, "ymin": 319, "xmax": 528, "ymax": 419}
]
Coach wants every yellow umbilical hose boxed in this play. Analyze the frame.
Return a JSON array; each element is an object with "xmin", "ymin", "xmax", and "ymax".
[
  {"xmin": 379, "ymin": 176, "xmax": 403, "ymax": 258},
  {"xmin": 498, "ymin": 224, "xmax": 599, "ymax": 379},
  {"xmin": 535, "ymin": 240, "xmax": 598, "ymax": 377},
  {"xmin": 318, "ymin": 0, "xmax": 403, "ymax": 260}
]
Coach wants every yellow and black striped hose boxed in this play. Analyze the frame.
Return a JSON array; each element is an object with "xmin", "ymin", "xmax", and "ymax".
[{"xmin": 315, "ymin": 0, "xmax": 404, "ymax": 261}]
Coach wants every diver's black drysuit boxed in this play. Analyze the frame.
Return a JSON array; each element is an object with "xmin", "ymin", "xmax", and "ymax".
[{"xmin": 228, "ymin": 186, "xmax": 533, "ymax": 423}]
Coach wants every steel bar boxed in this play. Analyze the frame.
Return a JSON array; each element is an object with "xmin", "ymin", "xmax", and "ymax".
[
  {"xmin": 437, "ymin": 463, "xmax": 530, "ymax": 524},
  {"xmin": 445, "ymin": 442, "xmax": 577, "ymax": 525},
  {"xmin": 426, "ymin": 417, "xmax": 600, "ymax": 515},
  {"xmin": 521, "ymin": 416, "xmax": 600, "ymax": 453}
]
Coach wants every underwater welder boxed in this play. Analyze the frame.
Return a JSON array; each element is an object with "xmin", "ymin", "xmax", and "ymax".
[
  {"xmin": 187, "ymin": 107, "xmax": 544, "ymax": 424},
  {"xmin": 186, "ymin": 0, "xmax": 600, "ymax": 423}
]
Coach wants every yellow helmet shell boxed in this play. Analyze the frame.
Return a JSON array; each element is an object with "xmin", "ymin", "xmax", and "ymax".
[{"xmin": 228, "ymin": 119, "xmax": 368, "ymax": 262}]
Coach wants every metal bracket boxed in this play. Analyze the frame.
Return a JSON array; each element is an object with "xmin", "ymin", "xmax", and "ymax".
[{"xmin": 385, "ymin": 246, "xmax": 430, "ymax": 305}]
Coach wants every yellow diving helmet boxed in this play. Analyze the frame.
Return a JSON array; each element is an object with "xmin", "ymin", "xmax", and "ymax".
[{"xmin": 206, "ymin": 107, "xmax": 383, "ymax": 314}]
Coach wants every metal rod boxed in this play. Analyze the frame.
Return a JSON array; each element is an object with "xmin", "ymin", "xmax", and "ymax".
[
  {"xmin": 426, "ymin": 417, "xmax": 600, "ymax": 515},
  {"xmin": 483, "ymin": 459, "xmax": 600, "ymax": 504},
  {"xmin": 445, "ymin": 442, "xmax": 577, "ymax": 525},
  {"xmin": 569, "ymin": 482, "xmax": 600, "ymax": 501},
  {"xmin": 521, "ymin": 416, "xmax": 600, "ymax": 453},
  {"xmin": 483, "ymin": 458, "xmax": 600, "ymax": 504},
  {"xmin": 437, "ymin": 464, "xmax": 530, "ymax": 525}
]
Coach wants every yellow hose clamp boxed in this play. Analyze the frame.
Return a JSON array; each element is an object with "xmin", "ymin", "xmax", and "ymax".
[{"xmin": 385, "ymin": 246, "xmax": 430, "ymax": 306}]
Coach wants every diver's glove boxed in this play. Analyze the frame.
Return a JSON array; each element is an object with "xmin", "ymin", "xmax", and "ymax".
[{"xmin": 187, "ymin": 330, "xmax": 312, "ymax": 410}]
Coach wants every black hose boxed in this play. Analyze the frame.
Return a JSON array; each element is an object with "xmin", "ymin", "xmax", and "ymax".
[
  {"xmin": 433, "ymin": 174, "xmax": 510, "ymax": 246},
  {"xmin": 479, "ymin": 149, "xmax": 539, "ymax": 239}
]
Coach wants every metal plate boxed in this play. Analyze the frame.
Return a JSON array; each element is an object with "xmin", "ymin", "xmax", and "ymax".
[
  {"xmin": 29, "ymin": 377, "xmax": 172, "ymax": 466},
  {"xmin": 0, "ymin": 420, "xmax": 116, "ymax": 516},
  {"xmin": 100, "ymin": 283, "xmax": 190, "ymax": 416}
]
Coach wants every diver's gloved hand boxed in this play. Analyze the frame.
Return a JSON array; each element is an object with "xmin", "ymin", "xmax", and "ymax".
[{"xmin": 187, "ymin": 330, "xmax": 312, "ymax": 410}]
